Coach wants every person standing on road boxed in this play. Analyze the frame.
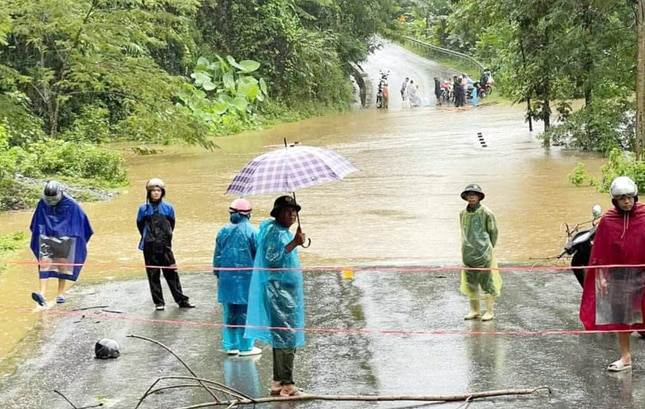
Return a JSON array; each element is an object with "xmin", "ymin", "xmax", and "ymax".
[
  {"xmin": 136, "ymin": 178, "xmax": 194, "ymax": 311},
  {"xmin": 459, "ymin": 184, "xmax": 501, "ymax": 321},
  {"xmin": 29, "ymin": 180, "xmax": 93, "ymax": 306},
  {"xmin": 245, "ymin": 195, "xmax": 307, "ymax": 397},
  {"xmin": 213, "ymin": 198, "xmax": 261, "ymax": 357},
  {"xmin": 580, "ymin": 176, "xmax": 645, "ymax": 372},
  {"xmin": 400, "ymin": 77, "xmax": 409, "ymax": 104},
  {"xmin": 434, "ymin": 77, "xmax": 442, "ymax": 105}
]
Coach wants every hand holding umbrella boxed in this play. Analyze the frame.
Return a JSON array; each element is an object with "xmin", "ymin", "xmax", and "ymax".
[{"xmin": 226, "ymin": 138, "xmax": 358, "ymax": 247}]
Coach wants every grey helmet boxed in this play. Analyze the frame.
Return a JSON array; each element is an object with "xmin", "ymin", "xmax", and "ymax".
[
  {"xmin": 146, "ymin": 178, "xmax": 166, "ymax": 200},
  {"xmin": 609, "ymin": 176, "xmax": 638, "ymax": 199},
  {"xmin": 43, "ymin": 180, "xmax": 64, "ymax": 206},
  {"xmin": 460, "ymin": 183, "xmax": 485, "ymax": 201},
  {"xmin": 95, "ymin": 338, "xmax": 120, "ymax": 359}
]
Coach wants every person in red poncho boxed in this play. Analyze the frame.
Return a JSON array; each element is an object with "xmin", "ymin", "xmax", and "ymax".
[{"xmin": 579, "ymin": 176, "xmax": 645, "ymax": 372}]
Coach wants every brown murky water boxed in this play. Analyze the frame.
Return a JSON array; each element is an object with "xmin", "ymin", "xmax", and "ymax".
[{"xmin": 0, "ymin": 104, "xmax": 607, "ymax": 367}]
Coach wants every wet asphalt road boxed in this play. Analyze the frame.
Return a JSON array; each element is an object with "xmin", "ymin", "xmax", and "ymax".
[{"xmin": 2, "ymin": 267, "xmax": 645, "ymax": 409}]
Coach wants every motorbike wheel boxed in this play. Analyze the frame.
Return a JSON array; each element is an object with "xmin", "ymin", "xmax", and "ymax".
[{"xmin": 486, "ymin": 85, "xmax": 493, "ymax": 95}]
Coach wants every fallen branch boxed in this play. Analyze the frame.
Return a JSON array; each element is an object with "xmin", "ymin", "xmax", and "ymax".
[
  {"xmin": 71, "ymin": 305, "xmax": 110, "ymax": 311},
  {"xmin": 127, "ymin": 334, "xmax": 221, "ymax": 409},
  {"xmin": 54, "ymin": 389, "xmax": 103, "ymax": 409},
  {"xmin": 166, "ymin": 386, "xmax": 551, "ymax": 408}
]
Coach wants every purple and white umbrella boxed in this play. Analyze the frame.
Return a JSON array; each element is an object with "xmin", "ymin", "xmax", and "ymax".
[{"xmin": 225, "ymin": 141, "xmax": 359, "ymax": 197}]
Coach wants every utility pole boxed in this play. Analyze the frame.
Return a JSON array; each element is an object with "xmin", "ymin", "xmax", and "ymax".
[{"xmin": 636, "ymin": 0, "xmax": 645, "ymax": 159}]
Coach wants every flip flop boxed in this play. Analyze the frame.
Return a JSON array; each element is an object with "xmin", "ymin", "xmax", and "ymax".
[
  {"xmin": 31, "ymin": 292, "xmax": 46, "ymax": 307},
  {"xmin": 269, "ymin": 388, "xmax": 282, "ymax": 396},
  {"xmin": 608, "ymin": 359, "xmax": 632, "ymax": 372},
  {"xmin": 279, "ymin": 387, "xmax": 304, "ymax": 397},
  {"xmin": 56, "ymin": 296, "xmax": 66, "ymax": 304}
]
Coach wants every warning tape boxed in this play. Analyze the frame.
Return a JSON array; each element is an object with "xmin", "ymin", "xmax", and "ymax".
[{"xmin": 5, "ymin": 259, "xmax": 645, "ymax": 273}]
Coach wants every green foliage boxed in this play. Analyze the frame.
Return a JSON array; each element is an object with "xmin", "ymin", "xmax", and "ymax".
[
  {"xmin": 20, "ymin": 139, "xmax": 127, "ymax": 183},
  {"xmin": 0, "ymin": 92, "xmax": 47, "ymax": 146},
  {"xmin": 175, "ymin": 54, "xmax": 269, "ymax": 135},
  {"xmin": 410, "ymin": 0, "xmax": 639, "ymax": 152},
  {"xmin": 568, "ymin": 149, "xmax": 645, "ymax": 194},
  {"xmin": 568, "ymin": 163, "xmax": 588, "ymax": 187},
  {"xmin": 0, "ymin": 232, "xmax": 26, "ymax": 253}
]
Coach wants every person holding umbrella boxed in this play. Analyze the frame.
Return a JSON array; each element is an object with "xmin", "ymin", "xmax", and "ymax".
[{"xmin": 245, "ymin": 195, "xmax": 307, "ymax": 397}]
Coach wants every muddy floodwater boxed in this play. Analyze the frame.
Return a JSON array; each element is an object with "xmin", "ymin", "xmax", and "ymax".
[{"xmin": 0, "ymin": 41, "xmax": 630, "ymax": 408}]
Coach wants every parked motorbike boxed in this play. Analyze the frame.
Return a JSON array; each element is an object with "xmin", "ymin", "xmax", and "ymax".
[
  {"xmin": 375, "ymin": 70, "xmax": 389, "ymax": 109},
  {"xmin": 557, "ymin": 205, "xmax": 602, "ymax": 287}
]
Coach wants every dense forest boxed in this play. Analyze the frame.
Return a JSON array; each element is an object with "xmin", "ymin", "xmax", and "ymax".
[{"xmin": 1, "ymin": 0, "xmax": 645, "ymax": 209}]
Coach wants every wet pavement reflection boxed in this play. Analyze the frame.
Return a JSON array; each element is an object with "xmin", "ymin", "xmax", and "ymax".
[{"xmin": 0, "ymin": 41, "xmax": 636, "ymax": 408}]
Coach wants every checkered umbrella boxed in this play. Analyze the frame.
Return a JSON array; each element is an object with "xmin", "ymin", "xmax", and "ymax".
[{"xmin": 225, "ymin": 142, "xmax": 359, "ymax": 197}]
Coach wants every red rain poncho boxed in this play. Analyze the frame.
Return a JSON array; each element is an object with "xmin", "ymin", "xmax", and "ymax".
[{"xmin": 580, "ymin": 202, "xmax": 645, "ymax": 331}]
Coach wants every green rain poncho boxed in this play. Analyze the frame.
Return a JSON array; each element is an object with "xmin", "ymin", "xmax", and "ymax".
[{"xmin": 459, "ymin": 204, "xmax": 502, "ymax": 298}]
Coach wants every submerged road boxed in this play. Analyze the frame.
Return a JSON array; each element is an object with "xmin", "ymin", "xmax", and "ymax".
[{"xmin": 0, "ymin": 42, "xmax": 639, "ymax": 409}]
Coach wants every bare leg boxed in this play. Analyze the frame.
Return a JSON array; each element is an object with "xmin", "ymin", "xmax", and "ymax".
[
  {"xmin": 618, "ymin": 332, "xmax": 632, "ymax": 365},
  {"xmin": 57, "ymin": 279, "xmax": 66, "ymax": 298},
  {"xmin": 39, "ymin": 278, "xmax": 48, "ymax": 297}
]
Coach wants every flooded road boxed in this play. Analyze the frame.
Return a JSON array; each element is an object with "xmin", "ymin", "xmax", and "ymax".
[{"xmin": 0, "ymin": 41, "xmax": 632, "ymax": 408}]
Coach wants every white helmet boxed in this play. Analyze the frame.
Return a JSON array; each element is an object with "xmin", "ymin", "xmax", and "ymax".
[
  {"xmin": 609, "ymin": 176, "xmax": 638, "ymax": 199},
  {"xmin": 146, "ymin": 178, "xmax": 165, "ymax": 190}
]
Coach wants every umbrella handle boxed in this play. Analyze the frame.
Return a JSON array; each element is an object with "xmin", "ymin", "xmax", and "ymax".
[{"xmin": 301, "ymin": 238, "xmax": 311, "ymax": 248}]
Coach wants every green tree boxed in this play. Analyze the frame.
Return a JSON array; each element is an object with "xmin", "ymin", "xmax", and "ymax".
[{"xmin": 2, "ymin": 0, "xmax": 212, "ymax": 147}]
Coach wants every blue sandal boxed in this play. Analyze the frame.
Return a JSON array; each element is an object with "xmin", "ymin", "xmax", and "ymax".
[{"xmin": 56, "ymin": 296, "xmax": 66, "ymax": 304}]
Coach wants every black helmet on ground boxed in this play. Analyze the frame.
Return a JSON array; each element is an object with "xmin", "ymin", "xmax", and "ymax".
[
  {"xmin": 43, "ymin": 180, "xmax": 64, "ymax": 206},
  {"xmin": 95, "ymin": 338, "xmax": 120, "ymax": 359}
]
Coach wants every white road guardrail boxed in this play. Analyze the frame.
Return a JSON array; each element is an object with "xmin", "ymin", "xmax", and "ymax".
[{"xmin": 402, "ymin": 36, "xmax": 485, "ymax": 74}]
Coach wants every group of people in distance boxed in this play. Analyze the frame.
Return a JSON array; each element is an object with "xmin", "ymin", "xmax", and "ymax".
[
  {"xmin": 399, "ymin": 76, "xmax": 422, "ymax": 107},
  {"xmin": 26, "ymin": 173, "xmax": 645, "ymax": 399}
]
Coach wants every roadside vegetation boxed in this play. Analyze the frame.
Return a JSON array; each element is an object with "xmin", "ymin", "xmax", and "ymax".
[
  {"xmin": 394, "ymin": 0, "xmax": 644, "ymax": 190},
  {"xmin": 0, "ymin": 0, "xmax": 398, "ymax": 210},
  {"xmin": 3, "ymin": 1, "xmax": 645, "ymax": 204}
]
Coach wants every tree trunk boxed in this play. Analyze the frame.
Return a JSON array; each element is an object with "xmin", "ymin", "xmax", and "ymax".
[{"xmin": 636, "ymin": 0, "xmax": 645, "ymax": 159}]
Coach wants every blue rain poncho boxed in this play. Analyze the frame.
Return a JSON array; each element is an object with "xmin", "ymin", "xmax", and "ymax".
[
  {"xmin": 213, "ymin": 213, "xmax": 258, "ymax": 304},
  {"xmin": 459, "ymin": 203, "xmax": 502, "ymax": 298},
  {"xmin": 245, "ymin": 219, "xmax": 305, "ymax": 348},
  {"xmin": 29, "ymin": 195, "xmax": 93, "ymax": 281}
]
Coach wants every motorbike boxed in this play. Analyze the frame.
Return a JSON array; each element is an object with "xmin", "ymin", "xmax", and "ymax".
[
  {"xmin": 557, "ymin": 205, "xmax": 602, "ymax": 287},
  {"xmin": 375, "ymin": 70, "xmax": 390, "ymax": 109}
]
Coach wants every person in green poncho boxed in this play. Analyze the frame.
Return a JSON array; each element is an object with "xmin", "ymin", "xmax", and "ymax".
[{"xmin": 459, "ymin": 184, "xmax": 502, "ymax": 321}]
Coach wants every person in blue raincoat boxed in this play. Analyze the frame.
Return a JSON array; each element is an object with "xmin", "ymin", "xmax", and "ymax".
[
  {"xmin": 213, "ymin": 198, "xmax": 260, "ymax": 356},
  {"xmin": 245, "ymin": 195, "xmax": 307, "ymax": 398},
  {"xmin": 29, "ymin": 180, "xmax": 93, "ymax": 306}
]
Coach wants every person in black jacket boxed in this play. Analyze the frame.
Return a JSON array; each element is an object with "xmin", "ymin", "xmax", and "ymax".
[{"xmin": 136, "ymin": 178, "xmax": 194, "ymax": 311}]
